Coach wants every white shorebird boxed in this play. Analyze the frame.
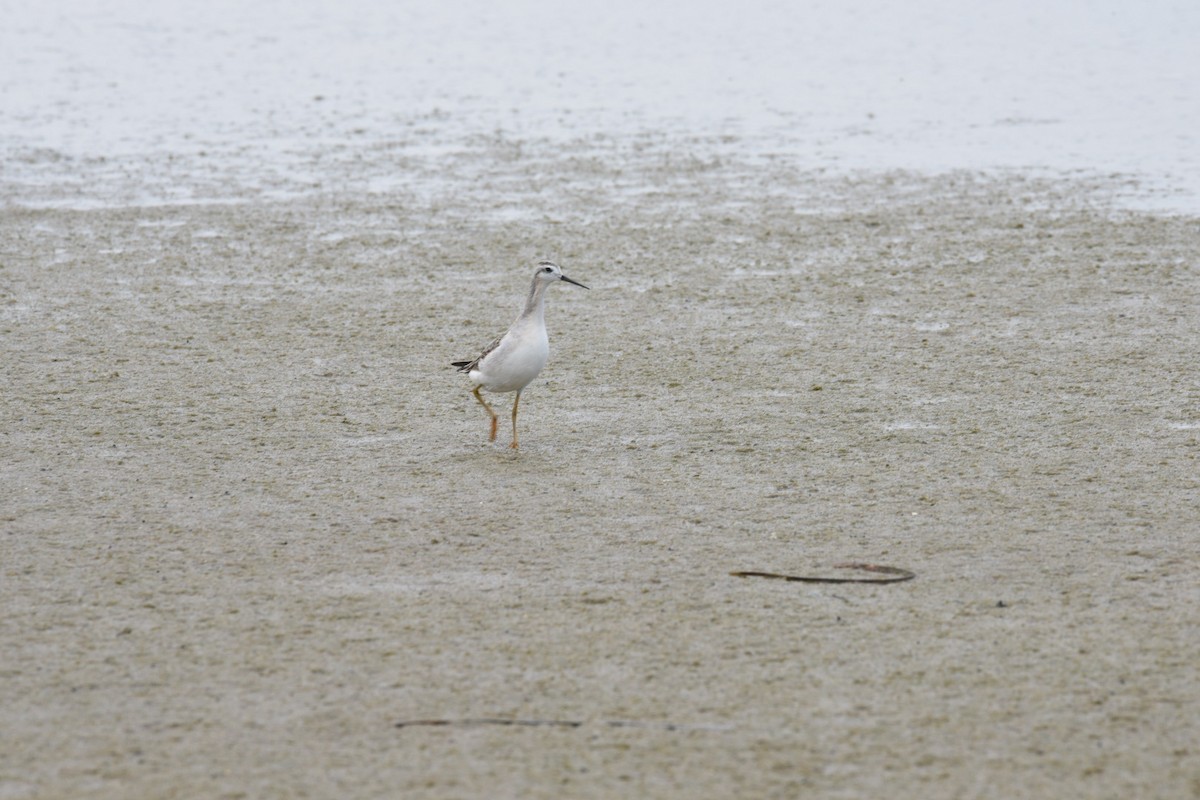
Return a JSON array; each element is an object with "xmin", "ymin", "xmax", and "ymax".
[{"xmin": 452, "ymin": 261, "xmax": 588, "ymax": 449}]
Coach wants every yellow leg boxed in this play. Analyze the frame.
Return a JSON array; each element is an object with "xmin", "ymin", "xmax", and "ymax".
[
  {"xmin": 472, "ymin": 385, "xmax": 498, "ymax": 442},
  {"xmin": 510, "ymin": 390, "xmax": 521, "ymax": 449}
]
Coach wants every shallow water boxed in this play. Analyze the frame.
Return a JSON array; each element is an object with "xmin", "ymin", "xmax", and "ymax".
[{"xmin": 2, "ymin": 0, "xmax": 1198, "ymax": 210}]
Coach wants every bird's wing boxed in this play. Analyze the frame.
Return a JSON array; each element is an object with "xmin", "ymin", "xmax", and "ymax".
[{"xmin": 451, "ymin": 333, "xmax": 503, "ymax": 372}]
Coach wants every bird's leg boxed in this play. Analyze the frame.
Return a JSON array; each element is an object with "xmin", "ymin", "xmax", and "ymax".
[
  {"xmin": 472, "ymin": 385, "xmax": 498, "ymax": 442},
  {"xmin": 510, "ymin": 390, "xmax": 521, "ymax": 450}
]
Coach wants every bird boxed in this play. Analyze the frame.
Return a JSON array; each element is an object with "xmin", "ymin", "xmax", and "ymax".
[{"xmin": 452, "ymin": 261, "xmax": 588, "ymax": 449}]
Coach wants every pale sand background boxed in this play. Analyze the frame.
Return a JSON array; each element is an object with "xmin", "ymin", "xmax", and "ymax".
[{"xmin": 2, "ymin": 143, "xmax": 1199, "ymax": 798}]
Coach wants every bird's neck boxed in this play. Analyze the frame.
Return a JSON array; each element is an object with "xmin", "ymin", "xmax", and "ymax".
[{"xmin": 521, "ymin": 279, "xmax": 547, "ymax": 322}]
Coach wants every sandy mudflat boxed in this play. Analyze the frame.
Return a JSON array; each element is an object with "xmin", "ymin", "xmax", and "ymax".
[{"xmin": 2, "ymin": 144, "xmax": 1199, "ymax": 798}]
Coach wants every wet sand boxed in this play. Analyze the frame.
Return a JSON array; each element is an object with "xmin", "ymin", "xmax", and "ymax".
[{"xmin": 2, "ymin": 144, "xmax": 1199, "ymax": 798}]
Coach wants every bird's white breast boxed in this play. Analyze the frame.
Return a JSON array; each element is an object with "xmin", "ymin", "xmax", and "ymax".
[{"xmin": 473, "ymin": 323, "xmax": 549, "ymax": 393}]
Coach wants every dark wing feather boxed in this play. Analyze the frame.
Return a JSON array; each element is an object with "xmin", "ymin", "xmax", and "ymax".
[{"xmin": 451, "ymin": 333, "xmax": 503, "ymax": 372}]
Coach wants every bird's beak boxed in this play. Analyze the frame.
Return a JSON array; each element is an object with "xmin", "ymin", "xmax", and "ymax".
[{"xmin": 560, "ymin": 275, "xmax": 589, "ymax": 289}]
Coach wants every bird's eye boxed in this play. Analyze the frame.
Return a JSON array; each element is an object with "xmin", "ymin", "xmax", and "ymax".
[{"xmin": 542, "ymin": 266, "xmax": 553, "ymax": 273}]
